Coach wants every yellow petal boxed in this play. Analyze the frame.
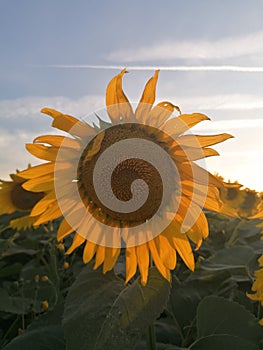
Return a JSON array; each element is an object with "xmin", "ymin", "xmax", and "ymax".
[
  {"xmin": 136, "ymin": 244, "xmax": 149, "ymax": 286},
  {"xmin": 57, "ymin": 218, "xmax": 75, "ymax": 241},
  {"xmin": 83, "ymin": 241, "xmax": 97, "ymax": 264},
  {"xmin": 125, "ymin": 246, "xmax": 137, "ymax": 283},
  {"xmin": 171, "ymin": 146, "xmax": 219, "ymax": 162},
  {"xmin": 103, "ymin": 247, "xmax": 120, "ymax": 274},
  {"xmin": 148, "ymin": 239, "xmax": 171, "ymax": 282},
  {"xmin": 66, "ymin": 233, "xmax": 85, "ymax": 254},
  {"xmin": 41, "ymin": 108, "xmax": 95, "ymax": 139},
  {"xmin": 162, "ymin": 113, "xmax": 210, "ymax": 136},
  {"xmin": 30, "ymin": 192, "xmax": 56, "ymax": 216},
  {"xmin": 106, "ymin": 69, "xmax": 134, "ymax": 123},
  {"xmin": 157, "ymin": 235, "xmax": 177, "ymax": 270},
  {"xmin": 10, "ymin": 215, "xmax": 39, "ymax": 230},
  {"xmin": 93, "ymin": 245, "xmax": 105, "ymax": 269},
  {"xmin": 172, "ymin": 231, "xmax": 195, "ymax": 271},
  {"xmin": 22, "ymin": 174, "xmax": 54, "ymax": 192},
  {"xmin": 34, "ymin": 135, "xmax": 81, "ymax": 149},
  {"xmin": 163, "ymin": 219, "xmax": 195, "ymax": 271},
  {"xmin": 26, "ymin": 144, "xmax": 58, "ymax": 162},
  {"xmin": 33, "ymin": 201, "xmax": 62, "ymax": 225},
  {"xmin": 176, "ymin": 133, "xmax": 233, "ymax": 148},
  {"xmin": 147, "ymin": 101, "xmax": 181, "ymax": 127},
  {"xmin": 18, "ymin": 162, "xmax": 55, "ymax": 179},
  {"xmin": 135, "ymin": 70, "xmax": 159, "ymax": 122}
]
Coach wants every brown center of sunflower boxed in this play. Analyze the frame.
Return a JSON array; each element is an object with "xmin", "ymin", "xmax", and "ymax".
[
  {"xmin": 10, "ymin": 183, "xmax": 44, "ymax": 211},
  {"xmin": 77, "ymin": 123, "xmax": 175, "ymax": 227}
]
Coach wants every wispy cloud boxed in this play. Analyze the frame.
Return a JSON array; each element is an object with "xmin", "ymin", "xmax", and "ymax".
[
  {"xmin": 1, "ymin": 94, "xmax": 262, "ymax": 190},
  {"xmin": 162, "ymin": 94, "xmax": 263, "ymax": 111},
  {"xmin": 0, "ymin": 95, "xmax": 104, "ymax": 119},
  {"xmin": 107, "ymin": 30, "xmax": 263, "ymax": 62},
  {"xmin": 44, "ymin": 64, "xmax": 263, "ymax": 73}
]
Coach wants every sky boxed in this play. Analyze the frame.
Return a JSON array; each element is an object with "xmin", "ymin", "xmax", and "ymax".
[{"xmin": 0, "ymin": 0, "xmax": 263, "ymax": 191}]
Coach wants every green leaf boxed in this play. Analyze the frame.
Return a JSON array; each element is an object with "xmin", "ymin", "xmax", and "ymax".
[
  {"xmin": 200, "ymin": 246, "xmax": 257, "ymax": 281},
  {"xmin": 2, "ymin": 246, "xmax": 38, "ymax": 257},
  {"xmin": 169, "ymin": 271, "xmax": 236, "ymax": 330},
  {"xmin": 3, "ymin": 325, "xmax": 65, "ymax": 350},
  {"xmin": 190, "ymin": 334, "xmax": 260, "ymax": 350},
  {"xmin": 63, "ymin": 266, "xmax": 170, "ymax": 350},
  {"xmin": 0, "ymin": 263, "xmax": 22, "ymax": 278},
  {"xmin": 197, "ymin": 296, "xmax": 263, "ymax": 344},
  {"xmin": 3, "ymin": 303, "xmax": 65, "ymax": 350},
  {"xmin": 0, "ymin": 288, "xmax": 33, "ymax": 314}
]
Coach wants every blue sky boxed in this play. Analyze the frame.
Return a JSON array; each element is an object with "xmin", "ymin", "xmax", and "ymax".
[{"xmin": 1, "ymin": 0, "xmax": 263, "ymax": 191}]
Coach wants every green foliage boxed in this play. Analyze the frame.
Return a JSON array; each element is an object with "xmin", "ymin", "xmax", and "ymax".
[
  {"xmin": 63, "ymin": 266, "xmax": 170, "ymax": 350},
  {"xmin": 0, "ymin": 212, "xmax": 263, "ymax": 349}
]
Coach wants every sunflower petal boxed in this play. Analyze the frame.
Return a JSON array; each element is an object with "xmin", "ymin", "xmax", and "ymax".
[
  {"xmin": 22, "ymin": 174, "xmax": 54, "ymax": 192},
  {"xmin": 157, "ymin": 235, "xmax": 177, "ymax": 270},
  {"xmin": 172, "ymin": 231, "xmax": 195, "ymax": 271},
  {"xmin": 83, "ymin": 241, "xmax": 97, "ymax": 264},
  {"xmin": 66, "ymin": 233, "xmax": 85, "ymax": 254},
  {"xmin": 147, "ymin": 101, "xmax": 181, "ymax": 128},
  {"xmin": 135, "ymin": 70, "xmax": 160, "ymax": 122},
  {"xmin": 10, "ymin": 215, "xmax": 39, "ymax": 230},
  {"xmin": 177, "ymin": 133, "xmax": 234, "ymax": 148},
  {"xmin": 33, "ymin": 201, "xmax": 62, "ymax": 225},
  {"xmin": 103, "ymin": 247, "xmax": 121, "ymax": 274},
  {"xmin": 94, "ymin": 245, "xmax": 105, "ymax": 269},
  {"xmin": 125, "ymin": 246, "xmax": 137, "ymax": 283},
  {"xmin": 18, "ymin": 163, "xmax": 56, "ymax": 179},
  {"xmin": 34, "ymin": 135, "xmax": 81, "ymax": 149},
  {"xmin": 162, "ymin": 113, "xmax": 210, "ymax": 136},
  {"xmin": 57, "ymin": 218, "xmax": 75, "ymax": 241},
  {"xmin": 148, "ymin": 239, "xmax": 171, "ymax": 282},
  {"xmin": 136, "ymin": 244, "xmax": 149, "ymax": 286},
  {"xmin": 30, "ymin": 192, "xmax": 56, "ymax": 216},
  {"xmin": 26, "ymin": 144, "xmax": 58, "ymax": 162},
  {"xmin": 41, "ymin": 108, "xmax": 95, "ymax": 139},
  {"xmin": 106, "ymin": 69, "xmax": 134, "ymax": 123}
]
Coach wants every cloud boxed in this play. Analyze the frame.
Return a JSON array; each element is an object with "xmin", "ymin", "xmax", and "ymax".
[
  {"xmin": 0, "ymin": 95, "xmax": 104, "ymax": 120},
  {"xmin": 0, "ymin": 129, "xmax": 43, "ymax": 180},
  {"xmin": 160, "ymin": 94, "xmax": 263, "ymax": 111},
  {"xmin": 1, "ymin": 94, "xmax": 263, "ymax": 191},
  {"xmin": 191, "ymin": 118, "xmax": 263, "ymax": 132},
  {"xmin": 45, "ymin": 64, "xmax": 263, "ymax": 73},
  {"xmin": 106, "ymin": 30, "xmax": 263, "ymax": 62}
]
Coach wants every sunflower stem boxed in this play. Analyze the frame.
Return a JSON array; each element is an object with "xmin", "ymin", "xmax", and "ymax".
[
  {"xmin": 146, "ymin": 323, "xmax": 157, "ymax": 350},
  {"xmin": 146, "ymin": 254, "xmax": 157, "ymax": 350}
]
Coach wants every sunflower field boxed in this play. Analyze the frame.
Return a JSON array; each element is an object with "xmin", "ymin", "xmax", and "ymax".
[{"xmin": 1, "ymin": 71, "xmax": 263, "ymax": 349}]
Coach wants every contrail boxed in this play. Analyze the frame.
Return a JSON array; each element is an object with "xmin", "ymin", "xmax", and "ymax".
[{"xmin": 43, "ymin": 64, "xmax": 263, "ymax": 72}]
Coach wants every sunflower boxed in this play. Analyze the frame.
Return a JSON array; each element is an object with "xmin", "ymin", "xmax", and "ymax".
[
  {"xmin": 19, "ymin": 69, "xmax": 234, "ymax": 284},
  {"xmin": 0, "ymin": 170, "xmax": 44, "ymax": 230},
  {"xmin": 248, "ymin": 255, "xmax": 263, "ymax": 325},
  {"xmin": 215, "ymin": 175, "xmax": 261, "ymax": 218}
]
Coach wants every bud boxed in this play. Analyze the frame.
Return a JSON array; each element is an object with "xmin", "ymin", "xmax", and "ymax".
[
  {"xmin": 57, "ymin": 243, "xmax": 65, "ymax": 251},
  {"xmin": 41, "ymin": 275, "xmax": 49, "ymax": 282},
  {"xmin": 41, "ymin": 300, "xmax": 49, "ymax": 311},
  {"xmin": 63, "ymin": 261, "xmax": 69, "ymax": 270},
  {"xmin": 34, "ymin": 274, "xmax": 40, "ymax": 283}
]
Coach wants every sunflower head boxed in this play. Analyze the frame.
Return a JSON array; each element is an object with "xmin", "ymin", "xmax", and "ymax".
[
  {"xmin": 217, "ymin": 177, "xmax": 261, "ymax": 218},
  {"xmin": 20, "ymin": 70, "xmax": 234, "ymax": 284},
  {"xmin": 0, "ymin": 168, "xmax": 44, "ymax": 230}
]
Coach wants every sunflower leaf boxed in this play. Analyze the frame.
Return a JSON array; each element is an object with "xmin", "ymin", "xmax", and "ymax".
[
  {"xmin": 3, "ymin": 304, "xmax": 65, "ymax": 350},
  {"xmin": 63, "ymin": 266, "xmax": 170, "ymax": 350},
  {"xmin": 189, "ymin": 334, "xmax": 260, "ymax": 350},
  {"xmin": 200, "ymin": 245, "xmax": 258, "ymax": 282},
  {"xmin": 196, "ymin": 296, "xmax": 263, "ymax": 345}
]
